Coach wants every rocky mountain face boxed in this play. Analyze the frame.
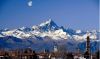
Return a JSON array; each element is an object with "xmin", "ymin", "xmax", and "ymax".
[{"xmin": 0, "ymin": 19, "xmax": 99, "ymax": 53}]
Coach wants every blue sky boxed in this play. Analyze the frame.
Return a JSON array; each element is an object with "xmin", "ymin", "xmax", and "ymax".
[{"xmin": 0, "ymin": 0, "xmax": 99, "ymax": 30}]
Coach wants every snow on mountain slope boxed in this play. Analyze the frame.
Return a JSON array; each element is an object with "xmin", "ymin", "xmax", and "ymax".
[
  {"xmin": 72, "ymin": 31, "xmax": 97, "ymax": 41},
  {"xmin": 76, "ymin": 30, "xmax": 82, "ymax": 34},
  {"xmin": 18, "ymin": 27, "xmax": 32, "ymax": 32},
  {"xmin": 39, "ymin": 29, "xmax": 69, "ymax": 40},
  {"xmin": 2, "ymin": 29, "xmax": 31, "ymax": 39},
  {"xmin": 0, "ymin": 19, "xmax": 98, "ymax": 41},
  {"xmin": 0, "ymin": 19, "xmax": 68, "ymax": 40},
  {"xmin": 0, "ymin": 19, "xmax": 99, "ymax": 52},
  {"xmin": 39, "ymin": 19, "xmax": 59, "ymax": 31},
  {"xmin": 0, "ymin": 34, "xmax": 4, "ymax": 37}
]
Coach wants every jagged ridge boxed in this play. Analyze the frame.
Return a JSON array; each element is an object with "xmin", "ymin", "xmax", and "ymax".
[{"xmin": 0, "ymin": 19, "xmax": 99, "ymax": 52}]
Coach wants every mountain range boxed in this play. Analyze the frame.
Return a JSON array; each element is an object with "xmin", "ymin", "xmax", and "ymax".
[{"xmin": 0, "ymin": 19, "xmax": 99, "ymax": 53}]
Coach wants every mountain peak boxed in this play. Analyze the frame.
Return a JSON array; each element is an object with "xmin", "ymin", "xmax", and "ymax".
[
  {"xmin": 39, "ymin": 19, "xmax": 54, "ymax": 26},
  {"xmin": 47, "ymin": 18, "xmax": 52, "ymax": 23},
  {"xmin": 39, "ymin": 19, "xmax": 59, "ymax": 31}
]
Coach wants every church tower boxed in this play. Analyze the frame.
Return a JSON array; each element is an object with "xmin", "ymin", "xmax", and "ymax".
[
  {"xmin": 86, "ymin": 36, "xmax": 90, "ymax": 53},
  {"xmin": 53, "ymin": 42, "xmax": 58, "ymax": 52},
  {"xmin": 84, "ymin": 36, "xmax": 91, "ymax": 59},
  {"xmin": 54, "ymin": 45, "xmax": 58, "ymax": 52}
]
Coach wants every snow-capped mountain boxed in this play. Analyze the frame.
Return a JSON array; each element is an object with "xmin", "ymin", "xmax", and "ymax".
[
  {"xmin": 1, "ymin": 19, "xmax": 98, "ymax": 40},
  {"xmin": 39, "ymin": 19, "xmax": 59, "ymax": 31},
  {"xmin": 0, "ymin": 19, "xmax": 99, "ymax": 52}
]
